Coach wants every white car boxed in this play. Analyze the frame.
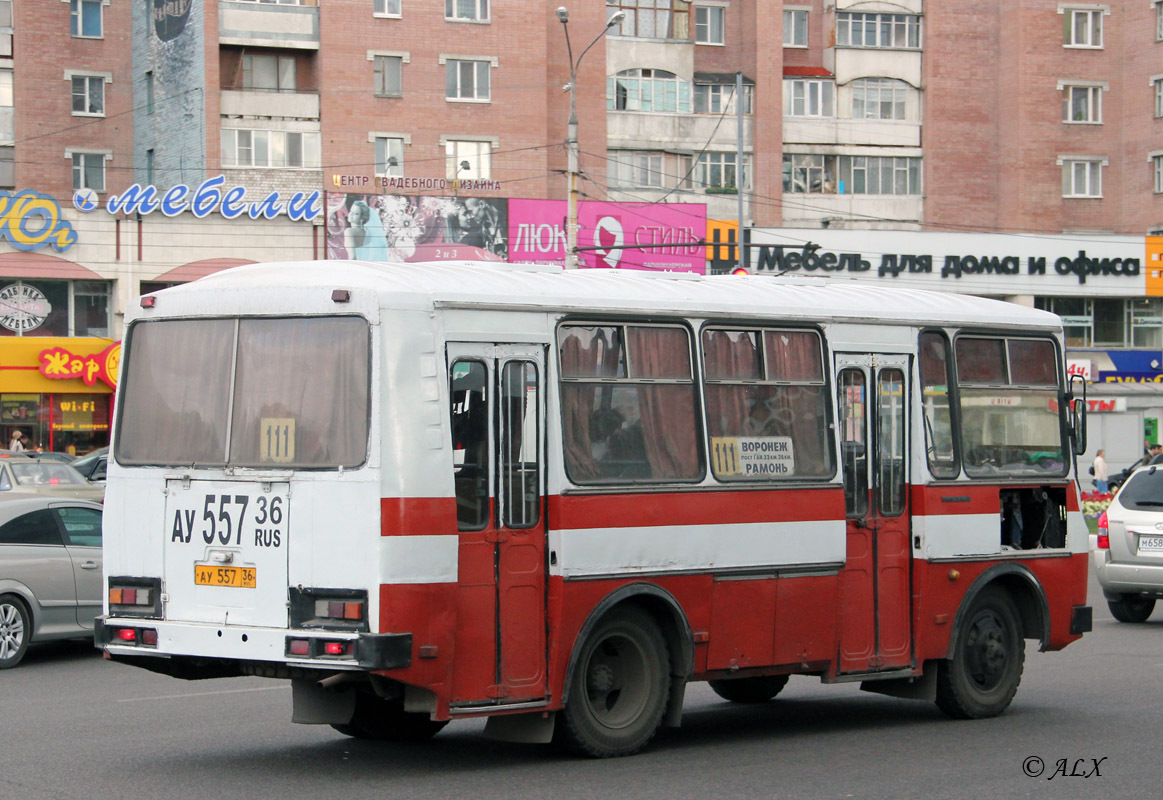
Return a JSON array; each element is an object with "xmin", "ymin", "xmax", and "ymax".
[{"xmin": 1091, "ymin": 465, "xmax": 1163, "ymax": 622}]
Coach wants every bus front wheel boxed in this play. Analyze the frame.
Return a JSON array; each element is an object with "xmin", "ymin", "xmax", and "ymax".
[
  {"xmin": 936, "ymin": 587, "xmax": 1025, "ymax": 719},
  {"xmin": 558, "ymin": 607, "xmax": 670, "ymax": 758},
  {"xmin": 331, "ymin": 689, "xmax": 447, "ymax": 741}
]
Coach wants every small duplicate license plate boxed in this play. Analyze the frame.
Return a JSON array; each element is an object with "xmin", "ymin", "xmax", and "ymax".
[
  {"xmin": 194, "ymin": 565, "xmax": 257, "ymax": 588},
  {"xmin": 1138, "ymin": 536, "xmax": 1163, "ymax": 553}
]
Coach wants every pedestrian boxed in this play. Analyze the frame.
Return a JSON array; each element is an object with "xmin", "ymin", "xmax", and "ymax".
[
  {"xmin": 7, "ymin": 430, "xmax": 25, "ymax": 452},
  {"xmin": 1092, "ymin": 449, "xmax": 1109, "ymax": 493}
]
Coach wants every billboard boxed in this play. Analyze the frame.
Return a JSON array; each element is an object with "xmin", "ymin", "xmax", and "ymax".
[{"xmin": 325, "ymin": 193, "xmax": 706, "ymax": 273}]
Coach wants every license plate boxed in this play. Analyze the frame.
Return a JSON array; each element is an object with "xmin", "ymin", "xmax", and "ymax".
[
  {"xmin": 194, "ymin": 565, "xmax": 257, "ymax": 588},
  {"xmin": 1139, "ymin": 536, "xmax": 1163, "ymax": 552}
]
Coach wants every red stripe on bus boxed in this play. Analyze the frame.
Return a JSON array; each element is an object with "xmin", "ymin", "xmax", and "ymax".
[
  {"xmin": 380, "ymin": 497, "xmax": 459, "ymax": 536},
  {"xmin": 550, "ymin": 487, "xmax": 844, "ymax": 530}
]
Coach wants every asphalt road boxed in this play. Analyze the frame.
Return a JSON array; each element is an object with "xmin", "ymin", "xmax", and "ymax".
[{"xmin": 1, "ymin": 565, "xmax": 1158, "ymax": 800}]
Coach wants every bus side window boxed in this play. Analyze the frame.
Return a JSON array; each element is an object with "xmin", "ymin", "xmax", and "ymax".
[
  {"xmin": 838, "ymin": 368, "xmax": 869, "ymax": 518},
  {"xmin": 450, "ymin": 360, "xmax": 489, "ymax": 531}
]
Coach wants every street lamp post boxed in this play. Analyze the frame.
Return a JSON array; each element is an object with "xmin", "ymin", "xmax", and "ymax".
[{"xmin": 557, "ymin": 6, "xmax": 624, "ymax": 269}]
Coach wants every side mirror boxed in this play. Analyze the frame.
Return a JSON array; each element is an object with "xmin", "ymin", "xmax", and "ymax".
[{"xmin": 1067, "ymin": 374, "xmax": 1087, "ymax": 456}]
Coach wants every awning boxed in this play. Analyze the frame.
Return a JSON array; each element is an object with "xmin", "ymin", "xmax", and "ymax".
[
  {"xmin": 152, "ymin": 258, "xmax": 256, "ymax": 283},
  {"xmin": 0, "ymin": 252, "xmax": 103, "ymax": 280},
  {"xmin": 783, "ymin": 66, "xmax": 833, "ymax": 77}
]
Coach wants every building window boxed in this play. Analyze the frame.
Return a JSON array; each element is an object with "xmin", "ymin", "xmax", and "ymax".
[
  {"xmin": 242, "ymin": 54, "xmax": 296, "ymax": 93},
  {"xmin": 374, "ymin": 56, "xmax": 403, "ymax": 97},
  {"xmin": 70, "ymin": 75, "xmax": 105, "ymax": 116},
  {"xmin": 785, "ymin": 79, "xmax": 834, "ymax": 117},
  {"xmin": 1062, "ymin": 84, "xmax": 1102, "ymax": 123},
  {"xmin": 695, "ymin": 152, "xmax": 749, "ymax": 192},
  {"xmin": 220, "ymin": 129, "xmax": 322, "ymax": 169},
  {"xmin": 783, "ymin": 154, "xmax": 833, "ymax": 194},
  {"xmin": 70, "ymin": 0, "xmax": 102, "ymax": 38},
  {"xmin": 783, "ymin": 154, "xmax": 921, "ymax": 195},
  {"xmin": 1063, "ymin": 6, "xmax": 1103, "ymax": 48},
  {"xmin": 446, "ymin": 0, "xmax": 488, "ymax": 22},
  {"xmin": 852, "ymin": 78, "xmax": 908, "ymax": 120},
  {"xmin": 1155, "ymin": 77, "xmax": 1163, "ymax": 118},
  {"xmin": 608, "ymin": 0, "xmax": 691, "ymax": 40},
  {"xmin": 445, "ymin": 59, "xmax": 490, "ymax": 101},
  {"xmin": 145, "ymin": 71, "xmax": 154, "ymax": 114},
  {"xmin": 445, "ymin": 139, "xmax": 490, "ymax": 179},
  {"xmin": 0, "ymin": 146, "xmax": 13, "ymax": 189},
  {"xmin": 1060, "ymin": 157, "xmax": 1103, "ymax": 197},
  {"xmin": 695, "ymin": 6, "xmax": 724, "ymax": 44},
  {"xmin": 1154, "ymin": 154, "xmax": 1163, "ymax": 194},
  {"xmin": 784, "ymin": 9, "xmax": 807, "ymax": 46},
  {"xmin": 694, "ymin": 82, "xmax": 752, "ymax": 114},
  {"xmin": 71, "ymin": 152, "xmax": 105, "ymax": 192},
  {"xmin": 375, "ymin": 136, "xmax": 404, "ymax": 176},
  {"xmin": 1157, "ymin": 1, "xmax": 1163, "ymax": 41},
  {"xmin": 608, "ymin": 151, "xmax": 666, "ymax": 188},
  {"xmin": 145, "ymin": 149, "xmax": 154, "ymax": 185},
  {"xmin": 0, "ymin": 0, "xmax": 11, "ymax": 28},
  {"xmin": 374, "ymin": 0, "xmax": 402, "ymax": 17},
  {"xmin": 0, "ymin": 69, "xmax": 11, "ymax": 108},
  {"xmin": 1035, "ymin": 297, "xmax": 1163, "ymax": 349},
  {"xmin": 836, "ymin": 12, "xmax": 920, "ymax": 49},
  {"xmin": 608, "ymin": 69, "xmax": 692, "ymax": 113},
  {"xmin": 839, "ymin": 156, "xmax": 921, "ymax": 195},
  {"xmin": 0, "ymin": 279, "xmax": 112, "ymax": 339}
]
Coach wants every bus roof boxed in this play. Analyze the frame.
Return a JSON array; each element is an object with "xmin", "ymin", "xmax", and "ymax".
[{"xmin": 161, "ymin": 260, "xmax": 1061, "ymax": 331}]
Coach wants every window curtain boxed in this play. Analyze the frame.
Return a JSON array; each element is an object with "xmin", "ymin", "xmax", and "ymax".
[{"xmin": 627, "ymin": 327, "xmax": 699, "ymax": 479}]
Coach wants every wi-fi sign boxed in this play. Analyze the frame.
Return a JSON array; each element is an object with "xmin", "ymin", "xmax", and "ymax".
[{"xmin": 72, "ymin": 188, "xmax": 99, "ymax": 212}]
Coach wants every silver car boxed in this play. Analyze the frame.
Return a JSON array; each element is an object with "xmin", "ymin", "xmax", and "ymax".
[
  {"xmin": 0, "ymin": 454, "xmax": 105, "ymax": 502},
  {"xmin": 1091, "ymin": 465, "xmax": 1163, "ymax": 622},
  {"xmin": 0, "ymin": 493, "xmax": 104, "ymax": 668}
]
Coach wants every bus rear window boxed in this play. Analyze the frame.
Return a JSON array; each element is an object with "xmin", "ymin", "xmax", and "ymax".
[{"xmin": 117, "ymin": 317, "xmax": 370, "ymax": 468}]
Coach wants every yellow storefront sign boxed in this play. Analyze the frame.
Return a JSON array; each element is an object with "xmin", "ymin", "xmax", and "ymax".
[{"xmin": 0, "ymin": 337, "xmax": 117, "ymax": 394}]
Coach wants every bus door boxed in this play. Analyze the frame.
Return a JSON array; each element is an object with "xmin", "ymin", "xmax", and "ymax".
[
  {"xmin": 447, "ymin": 344, "xmax": 547, "ymax": 706},
  {"xmin": 835, "ymin": 353, "xmax": 912, "ymax": 673}
]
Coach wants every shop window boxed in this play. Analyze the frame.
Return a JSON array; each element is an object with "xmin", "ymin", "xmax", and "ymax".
[{"xmin": 0, "ymin": 279, "xmax": 110, "ymax": 337}]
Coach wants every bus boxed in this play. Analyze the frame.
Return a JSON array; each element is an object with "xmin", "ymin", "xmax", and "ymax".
[{"xmin": 97, "ymin": 260, "xmax": 1092, "ymax": 757}]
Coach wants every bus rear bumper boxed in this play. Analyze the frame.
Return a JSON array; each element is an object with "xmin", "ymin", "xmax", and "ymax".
[{"xmin": 95, "ymin": 617, "xmax": 412, "ymax": 672}]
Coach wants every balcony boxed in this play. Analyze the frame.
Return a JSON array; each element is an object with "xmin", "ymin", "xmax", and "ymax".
[
  {"xmin": 220, "ymin": 89, "xmax": 320, "ymax": 120},
  {"xmin": 219, "ymin": 1, "xmax": 319, "ymax": 50}
]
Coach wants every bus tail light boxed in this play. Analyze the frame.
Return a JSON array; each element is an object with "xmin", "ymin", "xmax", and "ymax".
[
  {"xmin": 110, "ymin": 627, "xmax": 158, "ymax": 648},
  {"xmin": 289, "ymin": 588, "xmax": 368, "ymax": 632},
  {"xmin": 285, "ymin": 637, "xmax": 354, "ymax": 659},
  {"xmin": 1096, "ymin": 511, "xmax": 1109, "ymax": 549},
  {"xmin": 108, "ymin": 578, "xmax": 163, "ymax": 618}
]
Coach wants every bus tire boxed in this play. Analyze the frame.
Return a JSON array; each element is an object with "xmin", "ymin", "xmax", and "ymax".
[
  {"xmin": 558, "ymin": 607, "xmax": 670, "ymax": 758},
  {"xmin": 330, "ymin": 689, "xmax": 447, "ymax": 741},
  {"xmin": 936, "ymin": 587, "xmax": 1024, "ymax": 719},
  {"xmin": 1106, "ymin": 594, "xmax": 1155, "ymax": 623},
  {"xmin": 0, "ymin": 594, "xmax": 31, "ymax": 670},
  {"xmin": 708, "ymin": 675, "xmax": 789, "ymax": 704}
]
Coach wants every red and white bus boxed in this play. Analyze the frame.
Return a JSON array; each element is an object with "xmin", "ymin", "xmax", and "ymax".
[{"xmin": 98, "ymin": 260, "xmax": 1092, "ymax": 757}]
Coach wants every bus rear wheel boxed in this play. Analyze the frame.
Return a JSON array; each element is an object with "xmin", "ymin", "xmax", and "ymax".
[
  {"xmin": 936, "ymin": 587, "xmax": 1024, "ymax": 719},
  {"xmin": 331, "ymin": 689, "xmax": 447, "ymax": 741},
  {"xmin": 558, "ymin": 607, "xmax": 670, "ymax": 758},
  {"xmin": 708, "ymin": 675, "xmax": 789, "ymax": 703}
]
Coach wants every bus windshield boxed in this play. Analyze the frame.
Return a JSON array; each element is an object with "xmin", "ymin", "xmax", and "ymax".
[{"xmin": 116, "ymin": 316, "xmax": 370, "ymax": 468}]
